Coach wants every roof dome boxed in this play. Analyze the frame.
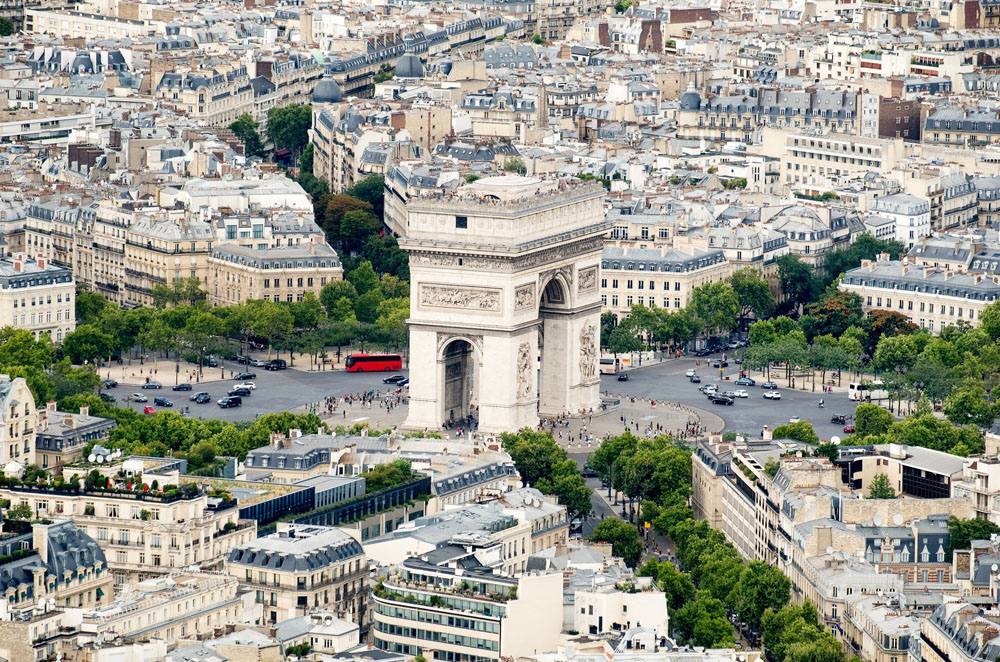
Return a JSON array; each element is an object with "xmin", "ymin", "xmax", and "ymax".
[
  {"xmin": 395, "ymin": 54, "xmax": 424, "ymax": 79},
  {"xmin": 680, "ymin": 82, "xmax": 701, "ymax": 111},
  {"xmin": 312, "ymin": 77, "xmax": 342, "ymax": 104}
]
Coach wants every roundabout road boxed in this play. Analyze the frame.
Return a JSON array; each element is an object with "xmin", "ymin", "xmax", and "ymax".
[{"xmin": 601, "ymin": 357, "xmax": 859, "ymax": 442}]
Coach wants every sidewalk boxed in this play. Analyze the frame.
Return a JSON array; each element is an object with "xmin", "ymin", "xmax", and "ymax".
[{"xmin": 98, "ymin": 359, "xmax": 228, "ymax": 387}]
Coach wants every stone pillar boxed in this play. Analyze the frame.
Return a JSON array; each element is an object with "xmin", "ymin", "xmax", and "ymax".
[
  {"xmin": 403, "ymin": 327, "xmax": 442, "ymax": 431},
  {"xmin": 478, "ymin": 331, "xmax": 539, "ymax": 435},
  {"xmin": 538, "ymin": 311, "xmax": 571, "ymax": 416}
]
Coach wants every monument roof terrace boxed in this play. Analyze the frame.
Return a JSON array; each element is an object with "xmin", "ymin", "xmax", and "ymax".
[{"xmin": 407, "ymin": 176, "xmax": 606, "ymax": 214}]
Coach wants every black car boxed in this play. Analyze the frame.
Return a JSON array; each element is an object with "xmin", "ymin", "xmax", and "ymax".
[
  {"xmin": 228, "ymin": 386, "xmax": 252, "ymax": 397},
  {"xmin": 383, "ymin": 374, "xmax": 406, "ymax": 384},
  {"xmin": 264, "ymin": 359, "xmax": 287, "ymax": 371},
  {"xmin": 191, "ymin": 392, "xmax": 212, "ymax": 404},
  {"xmin": 153, "ymin": 397, "xmax": 173, "ymax": 407},
  {"xmin": 99, "ymin": 392, "xmax": 117, "ymax": 404},
  {"xmin": 218, "ymin": 396, "xmax": 242, "ymax": 408},
  {"xmin": 712, "ymin": 360, "xmax": 729, "ymax": 368},
  {"xmin": 690, "ymin": 375, "xmax": 701, "ymax": 383},
  {"xmin": 831, "ymin": 414, "xmax": 848, "ymax": 424},
  {"xmin": 102, "ymin": 379, "xmax": 118, "ymax": 389},
  {"xmin": 173, "ymin": 383, "xmax": 193, "ymax": 391},
  {"xmin": 695, "ymin": 348, "xmax": 712, "ymax": 357},
  {"xmin": 617, "ymin": 372, "xmax": 629, "ymax": 381},
  {"xmin": 237, "ymin": 356, "xmax": 253, "ymax": 365},
  {"xmin": 235, "ymin": 372, "xmax": 256, "ymax": 380},
  {"xmin": 711, "ymin": 395, "xmax": 735, "ymax": 405},
  {"xmin": 581, "ymin": 467, "xmax": 598, "ymax": 478},
  {"xmin": 141, "ymin": 381, "xmax": 163, "ymax": 389}
]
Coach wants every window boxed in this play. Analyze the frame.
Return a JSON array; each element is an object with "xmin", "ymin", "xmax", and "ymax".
[{"xmin": 455, "ymin": 216, "xmax": 468, "ymax": 229}]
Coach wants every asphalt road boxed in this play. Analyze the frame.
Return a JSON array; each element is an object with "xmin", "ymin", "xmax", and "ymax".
[
  {"xmin": 106, "ymin": 363, "xmax": 409, "ymax": 421},
  {"xmin": 105, "ymin": 354, "xmax": 860, "ymax": 440},
  {"xmin": 601, "ymin": 356, "xmax": 858, "ymax": 442}
]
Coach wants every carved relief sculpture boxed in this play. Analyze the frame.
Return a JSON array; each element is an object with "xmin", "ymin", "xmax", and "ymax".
[
  {"xmin": 516, "ymin": 342, "xmax": 532, "ymax": 400},
  {"xmin": 514, "ymin": 284, "xmax": 535, "ymax": 311},
  {"xmin": 578, "ymin": 266, "xmax": 598, "ymax": 293},
  {"xmin": 579, "ymin": 323, "xmax": 597, "ymax": 380},
  {"xmin": 420, "ymin": 285, "xmax": 501, "ymax": 311}
]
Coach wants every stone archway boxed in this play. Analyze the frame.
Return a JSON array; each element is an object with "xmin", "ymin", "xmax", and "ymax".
[
  {"xmin": 399, "ymin": 175, "xmax": 608, "ymax": 435},
  {"xmin": 440, "ymin": 337, "xmax": 481, "ymax": 426}
]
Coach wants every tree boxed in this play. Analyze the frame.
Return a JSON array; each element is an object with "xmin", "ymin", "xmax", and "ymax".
[
  {"xmin": 771, "ymin": 421, "xmax": 819, "ymax": 444},
  {"xmin": 501, "ymin": 430, "xmax": 566, "ymax": 487},
  {"xmin": 320, "ymin": 280, "xmax": 359, "ymax": 314},
  {"xmin": 346, "ymin": 175, "xmax": 385, "ymax": 220},
  {"xmin": 853, "ymin": 403, "xmax": 894, "ymax": 438},
  {"xmin": 732, "ymin": 561, "xmax": 791, "ymax": 629},
  {"xmin": 346, "ymin": 261, "xmax": 380, "ymax": 296},
  {"xmin": 867, "ymin": 473, "xmax": 896, "ymax": 499},
  {"xmin": 590, "ymin": 518, "xmax": 642, "ymax": 567},
  {"xmin": 639, "ymin": 557, "xmax": 695, "ymax": 611},
  {"xmin": 947, "ymin": 517, "xmax": 1000, "ymax": 559},
  {"xmin": 531, "ymin": 32, "xmax": 545, "ymax": 44},
  {"xmin": 330, "ymin": 297, "xmax": 357, "ymax": 323},
  {"xmin": 981, "ymin": 301, "xmax": 1000, "ymax": 341},
  {"xmin": 299, "ymin": 143, "xmax": 314, "ymax": 175},
  {"xmin": 355, "ymin": 289, "xmax": 384, "ymax": 324},
  {"xmin": 728, "ymin": 269, "xmax": 773, "ymax": 322},
  {"xmin": 607, "ymin": 325, "xmax": 643, "ymax": 355},
  {"xmin": 360, "ymin": 235, "xmax": 410, "ymax": 281},
  {"xmin": 537, "ymin": 460, "xmax": 593, "ymax": 521},
  {"xmin": 290, "ymin": 293, "xmax": 326, "ymax": 329},
  {"xmin": 61, "ymin": 325, "xmax": 114, "ymax": 365},
  {"xmin": 503, "ymin": 157, "xmax": 526, "ymax": 174},
  {"xmin": 777, "ymin": 255, "xmax": 819, "ymax": 308},
  {"xmin": 361, "ymin": 459, "xmax": 413, "ymax": 492},
  {"xmin": 800, "ymin": 290, "xmax": 864, "ymax": 340},
  {"xmin": 5, "ymin": 502, "xmax": 32, "ymax": 520},
  {"xmin": 229, "ymin": 113, "xmax": 265, "ymax": 157},
  {"xmin": 944, "ymin": 381, "xmax": 998, "ymax": 428},
  {"xmin": 0, "ymin": 17, "xmax": 14, "ymax": 36},
  {"xmin": 690, "ymin": 282, "xmax": 739, "ymax": 338},
  {"xmin": 266, "ymin": 104, "xmax": 312, "ymax": 157},
  {"xmin": 340, "ymin": 209, "xmax": 382, "ymax": 250},
  {"xmin": 76, "ymin": 290, "xmax": 111, "ymax": 326}
]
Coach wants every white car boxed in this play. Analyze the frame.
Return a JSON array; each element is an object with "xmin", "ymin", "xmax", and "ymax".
[
  {"xmin": 233, "ymin": 382, "xmax": 256, "ymax": 390},
  {"xmin": 685, "ymin": 368, "xmax": 697, "ymax": 377},
  {"xmin": 704, "ymin": 385, "xmax": 717, "ymax": 396},
  {"xmin": 131, "ymin": 393, "xmax": 147, "ymax": 402},
  {"xmin": 789, "ymin": 415, "xmax": 801, "ymax": 423},
  {"xmin": 763, "ymin": 391, "xmax": 781, "ymax": 400},
  {"xmin": 733, "ymin": 389, "xmax": 749, "ymax": 398}
]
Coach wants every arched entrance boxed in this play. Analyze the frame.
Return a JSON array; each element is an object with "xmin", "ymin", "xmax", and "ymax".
[
  {"xmin": 538, "ymin": 278, "xmax": 573, "ymax": 416},
  {"xmin": 441, "ymin": 338, "xmax": 479, "ymax": 426}
]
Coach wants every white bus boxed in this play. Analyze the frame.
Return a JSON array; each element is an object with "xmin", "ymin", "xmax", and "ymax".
[
  {"xmin": 849, "ymin": 381, "xmax": 888, "ymax": 402},
  {"xmin": 600, "ymin": 357, "xmax": 620, "ymax": 375}
]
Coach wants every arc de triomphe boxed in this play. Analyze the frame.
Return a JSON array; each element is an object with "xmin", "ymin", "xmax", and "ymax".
[{"xmin": 389, "ymin": 175, "xmax": 609, "ymax": 435}]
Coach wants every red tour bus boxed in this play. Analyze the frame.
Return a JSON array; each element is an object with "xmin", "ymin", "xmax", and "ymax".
[{"xmin": 345, "ymin": 353, "xmax": 403, "ymax": 372}]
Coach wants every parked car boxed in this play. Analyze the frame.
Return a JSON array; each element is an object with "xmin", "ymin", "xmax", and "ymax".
[
  {"xmin": 843, "ymin": 425, "xmax": 856, "ymax": 433},
  {"xmin": 235, "ymin": 372, "xmax": 256, "ymax": 380},
  {"xmin": 233, "ymin": 382, "xmax": 256, "ymax": 390},
  {"xmin": 250, "ymin": 358, "xmax": 269, "ymax": 368},
  {"xmin": 143, "ymin": 406, "xmax": 157, "ymax": 414},
  {"xmin": 763, "ymin": 391, "xmax": 782, "ymax": 400},
  {"xmin": 383, "ymin": 374, "xmax": 407, "ymax": 384},
  {"xmin": 218, "ymin": 396, "xmax": 242, "ymax": 408},
  {"xmin": 101, "ymin": 379, "xmax": 118, "ymax": 389},
  {"xmin": 237, "ymin": 356, "xmax": 252, "ymax": 365},
  {"xmin": 153, "ymin": 397, "xmax": 173, "ymax": 407},
  {"xmin": 761, "ymin": 381, "xmax": 778, "ymax": 389},
  {"xmin": 228, "ymin": 386, "xmax": 252, "ymax": 397},
  {"xmin": 617, "ymin": 372, "xmax": 629, "ymax": 381},
  {"xmin": 131, "ymin": 393, "xmax": 148, "ymax": 403},
  {"xmin": 141, "ymin": 381, "xmax": 162, "ymax": 389},
  {"xmin": 173, "ymin": 383, "xmax": 192, "ymax": 391},
  {"xmin": 689, "ymin": 375, "xmax": 701, "ymax": 383},
  {"xmin": 711, "ymin": 395, "xmax": 735, "ymax": 405},
  {"xmin": 735, "ymin": 377, "xmax": 756, "ymax": 386},
  {"xmin": 191, "ymin": 392, "xmax": 212, "ymax": 404},
  {"xmin": 685, "ymin": 368, "xmax": 697, "ymax": 377},
  {"xmin": 695, "ymin": 348, "xmax": 713, "ymax": 357},
  {"xmin": 733, "ymin": 389, "xmax": 749, "ymax": 398},
  {"xmin": 264, "ymin": 359, "xmax": 287, "ymax": 371}
]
